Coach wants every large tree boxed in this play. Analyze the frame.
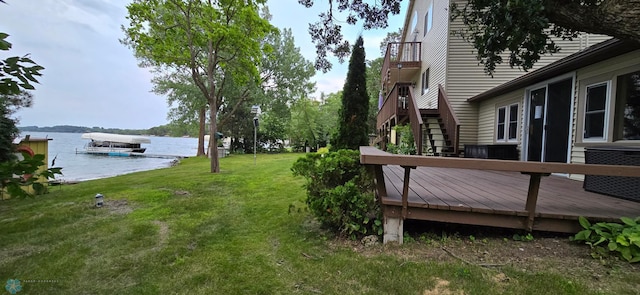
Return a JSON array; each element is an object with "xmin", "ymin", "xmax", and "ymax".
[
  {"xmin": 289, "ymin": 92, "xmax": 340, "ymax": 150},
  {"xmin": 299, "ymin": 0, "xmax": 640, "ymax": 74},
  {"xmin": 123, "ymin": 0, "xmax": 274, "ymax": 173},
  {"xmin": 365, "ymin": 57, "xmax": 382, "ymax": 135},
  {"xmin": 333, "ymin": 36, "xmax": 369, "ymax": 150}
]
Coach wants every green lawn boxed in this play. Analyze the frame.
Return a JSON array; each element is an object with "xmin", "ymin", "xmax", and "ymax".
[{"xmin": 0, "ymin": 153, "xmax": 637, "ymax": 294}]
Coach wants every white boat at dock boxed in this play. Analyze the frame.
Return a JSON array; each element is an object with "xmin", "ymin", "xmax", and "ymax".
[{"xmin": 81, "ymin": 132, "xmax": 151, "ymax": 154}]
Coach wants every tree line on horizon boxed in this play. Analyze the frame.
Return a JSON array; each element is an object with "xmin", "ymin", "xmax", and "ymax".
[{"xmin": 18, "ymin": 124, "xmax": 187, "ymax": 137}]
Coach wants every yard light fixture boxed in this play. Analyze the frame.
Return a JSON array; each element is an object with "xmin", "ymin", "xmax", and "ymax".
[
  {"xmin": 251, "ymin": 105, "xmax": 261, "ymax": 166},
  {"xmin": 95, "ymin": 193, "xmax": 104, "ymax": 208}
]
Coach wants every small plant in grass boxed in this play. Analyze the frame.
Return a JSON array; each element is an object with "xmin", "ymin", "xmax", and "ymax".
[
  {"xmin": 572, "ymin": 216, "xmax": 640, "ymax": 263},
  {"xmin": 419, "ymin": 233, "xmax": 434, "ymax": 245},
  {"xmin": 513, "ymin": 233, "xmax": 534, "ymax": 242},
  {"xmin": 403, "ymin": 232, "xmax": 415, "ymax": 243},
  {"xmin": 291, "ymin": 149, "xmax": 382, "ymax": 239}
]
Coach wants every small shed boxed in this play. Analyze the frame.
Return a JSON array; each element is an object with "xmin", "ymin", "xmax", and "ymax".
[{"xmin": 14, "ymin": 134, "xmax": 52, "ymax": 181}]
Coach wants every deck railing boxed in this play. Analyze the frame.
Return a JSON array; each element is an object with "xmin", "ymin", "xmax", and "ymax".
[
  {"xmin": 407, "ymin": 86, "xmax": 423, "ymax": 155},
  {"xmin": 377, "ymin": 83, "xmax": 403, "ymax": 128},
  {"xmin": 437, "ymin": 85, "xmax": 460, "ymax": 155}
]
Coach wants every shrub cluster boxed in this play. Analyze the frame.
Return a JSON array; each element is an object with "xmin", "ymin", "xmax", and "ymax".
[
  {"xmin": 386, "ymin": 124, "xmax": 416, "ymax": 155},
  {"xmin": 291, "ymin": 149, "xmax": 382, "ymax": 238}
]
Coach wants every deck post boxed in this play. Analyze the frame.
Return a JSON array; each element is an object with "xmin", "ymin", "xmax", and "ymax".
[
  {"xmin": 401, "ymin": 166, "xmax": 416, "ymax": 219},
  {"xmin": 383, "ymin": 216, "xmax": 404, "ymax": 244},
  {"xmin": 523, "ymin": 173, "xmax": 548, "ymax": 231},
  {"xmin": 372, "ymin": 165, "xmax": 387, "ymax": 199}
]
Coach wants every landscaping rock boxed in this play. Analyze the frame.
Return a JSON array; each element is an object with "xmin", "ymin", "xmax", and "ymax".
[{"xmin": 362, "ymin": 235, "xmax": 379, "ymax": 247}]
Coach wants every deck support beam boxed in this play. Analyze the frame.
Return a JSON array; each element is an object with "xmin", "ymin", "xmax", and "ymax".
[
  {"xmin": 523, "ymin": 173, "xmax": 550, "ymax": 232},
  {"xmin": 401, "ymin": 166, "xmax": 416, "ymax": 219}
]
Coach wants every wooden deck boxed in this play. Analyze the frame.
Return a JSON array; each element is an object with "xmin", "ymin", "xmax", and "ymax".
[
  {"xmin": 381, "ymin": 165, "xmax": 640, "ymax": 233},
  {"xmin": 359, "ymin": 146, "xmax": 640, "ymax": 241}
]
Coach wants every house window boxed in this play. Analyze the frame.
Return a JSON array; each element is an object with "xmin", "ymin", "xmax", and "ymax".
[
  {"xmin": 496, "ymin": 103, "xmax": 519, "ymax": 142},
  {"xmin": 423, "ymin": 3, "xmax": 432, "ymax": 36},
  {"xmin": 583, "ymin": 82, "xmax": 609, "ymax": 140},
  {"xmin": 614, "ymin": 70, "xmax": 640, "ymax": 140},
  {"xmin": 421, "ymin": 68, "xmax": 429, "ymax": 95}
]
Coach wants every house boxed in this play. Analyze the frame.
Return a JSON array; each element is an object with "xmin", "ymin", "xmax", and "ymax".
[
  {"xmin": 377, "ymin": 0, "xmax": 609, "ymax": 157},
  {"xmin": 469, "ymin": 39, "xmax": 640, "ymax": 200}
]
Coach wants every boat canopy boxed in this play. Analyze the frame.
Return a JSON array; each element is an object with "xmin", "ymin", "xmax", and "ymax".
[{"xmin": 81, "ymin": 133, "xmax": 151, "ymax": 144}]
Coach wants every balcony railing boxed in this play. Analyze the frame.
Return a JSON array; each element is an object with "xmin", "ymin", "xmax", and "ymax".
[
  {"xmin": 377, "ymin": 83, "xmax": 406, "ymax": 129},
  {"xmin": 381, "ymin": 42, "xmax": 422, "ymax": 88}
]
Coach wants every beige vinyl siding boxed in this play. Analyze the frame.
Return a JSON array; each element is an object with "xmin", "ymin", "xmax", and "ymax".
[
  {"xmin": 446, "ymin": 0, "xmax": 609, "ymax": 147},
  {"xmin": 569, "ymin": 78, "xmax": 585, "ymax": 180},
  {"xmin": 476, "ymin": 90, "xmax": 524, "ymax": 147},
  {"xmin": 569, "ymin": 146, "xmax": 586, "ymax": 181},
  {"xmin": 401, "ymin": 0, "xmax": 448, "ymax": 109},
  {"xmin": 408, "ymin": 0, "xmax": 449, "ymax": 109},
  {"xmin": 575, "ymin": 51, "xmax": 640, "ymax": 81}
]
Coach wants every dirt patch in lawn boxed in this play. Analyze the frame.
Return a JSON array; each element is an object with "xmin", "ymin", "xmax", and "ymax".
[
  {"xmin": 330, "ymin": 220, "xmax": 640, "ymax": 294},
  {"xmin": 106, "ymin": 199, "xmax": 133, "ymax": 215},
  {"xmin": 423, "ymin": 278, "xmax": 465, "ymax": 295}
]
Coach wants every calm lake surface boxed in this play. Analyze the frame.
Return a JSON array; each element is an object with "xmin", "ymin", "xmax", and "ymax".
[{"xmin": 20, "ymin": 132, "xmax": 202, "ymax": 182}]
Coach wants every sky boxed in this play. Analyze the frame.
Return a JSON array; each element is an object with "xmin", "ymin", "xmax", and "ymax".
[{"xmin": 2, "ymin": 0, "xmax": 405, "ymax": 129}]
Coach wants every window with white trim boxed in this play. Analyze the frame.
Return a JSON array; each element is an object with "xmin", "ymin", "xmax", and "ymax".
[
  {"xmin": 496, "ymin": 103, "xmax": 518, "ymax": 142},
  {"xmin": 614, "ymin": 70, "xmax": 640, "ymax": 140},
  {"xmin": 421, "ymin": 68, "xmax": 430, "ymax": 95},
  {"xmin": 583, "ymin": 82, "xmax": 609, "ymax": 140},
  {"xmin": 423, "ymin": 3, "xmax": 432, "ymax": 36}
]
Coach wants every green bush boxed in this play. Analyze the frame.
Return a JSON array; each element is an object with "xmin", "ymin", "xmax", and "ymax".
[
  {"xmin": 572, "ymin": 216, "xmax": 640, "ymax": 263},
  {"xmin": 291, "ymin": 149, "xmax": 382, "ymax": 238},
  {"xmin": 388, "ymin": 125, "xmax": 416, "ymax": 155}
]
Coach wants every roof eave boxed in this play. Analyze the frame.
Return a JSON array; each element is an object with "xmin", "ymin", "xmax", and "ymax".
[{"xmin": 467, "ymin": 39, "xmax": 640, "ymax": 103}]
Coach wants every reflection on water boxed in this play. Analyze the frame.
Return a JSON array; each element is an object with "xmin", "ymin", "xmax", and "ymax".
[{"xmin": 20, "ymin": 132, "xmax": 203, "ymax": 181}]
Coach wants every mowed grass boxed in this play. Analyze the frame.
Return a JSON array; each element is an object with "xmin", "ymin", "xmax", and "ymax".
[{"xmin": 0, "ymin": 153, "xmax": 634, "ymax": 294}]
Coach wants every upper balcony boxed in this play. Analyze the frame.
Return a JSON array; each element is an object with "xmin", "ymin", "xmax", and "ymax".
[{"xmin": 381, "ymin": 42, "xmax": 422, "ymax": 93}]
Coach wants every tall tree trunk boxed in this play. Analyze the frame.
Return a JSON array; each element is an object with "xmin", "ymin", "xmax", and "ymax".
[
  {"xmin": 197, "ymin": 106, "xmax": 206, "ymax": 156},
  {"xmin": 209, "ymin": 98, "xmax": 219, "ymax": 173}
]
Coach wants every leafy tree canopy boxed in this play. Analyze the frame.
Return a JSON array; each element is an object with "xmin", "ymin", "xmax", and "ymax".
[
  {"xmin": 300, "ymin": 0, "xmax": 640, "ymax": 74},
  {"xmin": 122, "ymin": 0, "xmax": 275, "ymax": 172}
]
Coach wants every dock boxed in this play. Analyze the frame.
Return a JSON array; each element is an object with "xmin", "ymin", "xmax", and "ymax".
[{"xmin": 75, "ymin": 150, "xmax": 187, "ymax": 159}]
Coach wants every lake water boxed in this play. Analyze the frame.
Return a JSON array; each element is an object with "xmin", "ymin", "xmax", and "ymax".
[{"xmin": 20, "ymin": 132, "xmax": 202, "ymax": 182}]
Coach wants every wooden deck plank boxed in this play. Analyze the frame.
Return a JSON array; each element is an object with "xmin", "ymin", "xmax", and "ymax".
[
  {"xmin": 409, "ymin": 167, "xmax": 505, "ymax": 213},
  {"xmin": 425, "ymin": 168, "xmax": 525, "ymax": 212},
  {"xmin": 384, "ymin": 166, "xmax": 475, "ymax": 211}
]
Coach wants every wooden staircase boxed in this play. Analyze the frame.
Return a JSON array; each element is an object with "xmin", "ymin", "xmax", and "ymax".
[
  {"xmin": 423, "ymin": 115, "xmax": 456, "ymax": 156},
  {"xmin": 376, "ymin": 84, "xmax": 459, "ymax": 157}
]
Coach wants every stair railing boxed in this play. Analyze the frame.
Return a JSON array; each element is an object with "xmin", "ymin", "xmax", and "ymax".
[{"xmin": 437, "ymin": 84, "xmax": 460, "ymax": 155}]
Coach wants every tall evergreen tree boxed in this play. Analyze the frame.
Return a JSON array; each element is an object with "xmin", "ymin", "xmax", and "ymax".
[{"xmin": 333, "ymin": 36, "xmax": 369, "ymax": 150}]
